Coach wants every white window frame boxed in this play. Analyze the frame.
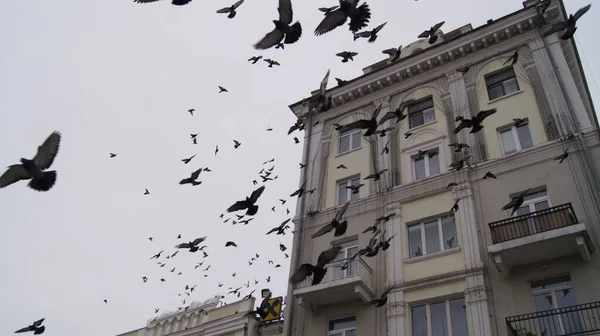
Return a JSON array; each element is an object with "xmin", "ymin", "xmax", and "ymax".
[
  {"xmin": 514, "ymin": 189, "xmax": 551, "ymax": 235},
  {"xmin": 328, "ymin": 315, "xmax": 356, "ymax": 336},
  {"xmin": 411, "ymin": 150, "xmax": 441, "ymax": 181},
  {"xmin": 530, "ymin": 274, "xmax": 580, "ymax": 335},
  {"xmin": 498, "ymin": 122, "xmax": 534, "ymax": 156},
  {"xmin": 404, "ymin": 138, "xmax": 446, "ymax": 183},
  {"xmin": 410, "ymin": 298, "xmax": 468, "ymax": 336},
  {"xmin": 338, "ymin": 129, "xmax": 361, "ymax": 154},
  {"xmin": 337, "ymin": 176, "xmax": 361, "ymax": 205},
  {"xmin": 332, "ymin": 240, "xmax": 359, "ymax": 279},
  {"xmin": 408, "ymin": 97, "xmax": 436, "ymax": 129},
  {"xmin": 408, "ymin": 215, "xmax": 457, "ymax": 258}
]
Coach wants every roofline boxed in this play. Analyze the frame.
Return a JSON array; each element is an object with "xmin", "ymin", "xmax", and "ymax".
[{"xmin": 288, "ymin": 2, "xmax": 535, "ymax": 113}]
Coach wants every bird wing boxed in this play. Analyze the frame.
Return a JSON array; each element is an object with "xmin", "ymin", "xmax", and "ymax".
[
  {"xmin": 432, "ymin": 21, "xmax": 446, "ymax": 32},
  {"xmin": 0, "ymin": 165, "xmax": 30, "ymax": 188},
  {"xmin": 33, "ymin": 131, "xmax": 61, "ymax": 170},
  {"xmin": 289, "ymin": 264, "xmax": 314, "ymax": 284},
  {"xmin": 133, "ymin": 0, "xmax": 161, "ymax": 3},
  {"xmin": 227, "ymin": 201, "xmax": 248, "ymax": 212},
  {"xmin": 349, "ymin": 52, "xmax": 358, "ymax": 56},
  {"xmin": 278, "ymin": 0, "xmax": 293, "ymax": 24},
  {"xmin": 453, "ymin": 120, "xmax": 470, "ymax": 134},
  {"xmin": 15, "ymin": 326, "xmax": 35, "ymax": 333},
  {"xmin": 573, "ymin": 4, "xmax": 591, "ymax": 21},
  {"xmin": 254, "ymin": 28, "xmax": 285, "ymax": 50},
  {"xmin": 311, "ymin": 223, "xmax": 334, "ymax": 238},
  {"xmin": 542, "ymin": 21, "xmax": 568, "ymax": 37},
  {"xmin": 373, "ymin": 22, "xmax": 387, "ymax": 33},
  {"xmin": 378, "ymin": 111, "xmax": 396, "ymax": 125},
  {"xmin": 382, "ymin": 48, "xmax": 396, "ymax": 56},
  {"xmin": 33, "ymin": 319, "xmax": 45, "ymax": 327},
  {"xmin": 320, "ymin": 69, "xmax": 330, "ymax": 96},
  {"xmin": 192, "ymin": 237, "xmax": 206, "ymax": 245},
  {"xmin": 217, "ymin": 7, "xmax": 231, "ymax": 13},
  {"xmin": 233, "ymin": 0, "xmax": 244, "ymax": 9},
  {"xmin": 175, "ymin": 243, "xmax": 192, "ymax": 249},
  {"xmin": 266, "ymin": 227, "xmax": 279, "ymax": 235},
  {"xmin": 371, "ymin": 103, "xmax": 382, "ymax": 120},
  {"xmin": 314, "ymin": 9, "xmax": 347, "ymax": 36},
  {"xmin": 335, "ymin": 52, "xmax": 348, "ymax": 58},
  {"xmin": 501, "ymin": 199, "xmax": 515, "ymax": 211},
  {"xmin": 249, "ymin": 185, "xmax": 266, "ymax": 203},
  {"xmin": 317, "ymin": 246, "xmax": 342, "ymax": 267},
  {"xmin": 339, "ymin": 119, "xmax": 371, "ymax": 131},
  {"xmin": 280, "ymin": 218, "xmax": 292, "ymax": 228},
  {"xmin": 354, "ymin": 31, "xmax": 371, "ymax": 38},
  {"xmin": 418, "ymin": 30, "xmax": 430, "ymax": 38},
  {"xmin": 334, "ymin": 201, "xmax": 350, "ymax": 221},
  {"xmin": 190, "ymin": 168, "xmax": 203, "ymax": 180},
  {"xmin": 475, "ymin": 108, "xmax": 497, "ymax": 122}
]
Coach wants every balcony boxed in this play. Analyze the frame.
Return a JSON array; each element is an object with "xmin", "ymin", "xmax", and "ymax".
[
  {"xmin": 293, "ymin": 256, "xmax": 374, "ymax": 312},
  {"xmin": 487, "ymin": 203, "xmax": 594, "ymax": 278},
  {"xmin": 506, "ymin": 302, "xmax": 600, "ymax": 336}
]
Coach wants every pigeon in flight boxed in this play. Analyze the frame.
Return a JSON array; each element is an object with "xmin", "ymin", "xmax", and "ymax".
[
  {"xmin": 288, "ymin": 119, "xmax": 305, "ymax": 135},
  {"xmin": 290, "ymin": 181, "xmax": 316, "ymax": 198},
  {"xmin": 179, "ymin": 168, "xmax": 203, "ymax": 186},
  {"xmin": 418, "ymin": 21, "xmax": 445, "ymax": 44},
  {"xmin": 312, "ymin": 202, "xmax": 349, "ymax": 238},
  {"xmin": 554, "ymin": 148, "xmax": 570, "ymax": 163},
  {"xmin": 225, "ymin": 241, "xmax": 238, "ymax": 247},
  {"xmin": 449, "ymin": 155, "xmax": 472, "ymax": 171},
  {"xmin": 337, "ymin": 164, "xmax": 348, "ymax": 169},
  {"xmin": 404, "ymin": 132, "xmax": 412, "ymax": 139},
  {"xmin": 368, "ymin": 287, "xmax": 394, "ymax": 307},
  {"xmin": 150, "ymin": 250, "xmax": 164, "ymax": 260},
  {"xmin": 335, "ymin": 77, "xmax": 349, "ymax": 86},
  {"xmin": 353, "ymin": 22, "xmax": 387, "ymax": 42},
  {"xmin": 289, "ymin": 246, "xmax": 341, "ymax": 285},
  {"xmin": 314, "ymin": 0, "xmax": 371, "ymax": 36},
  {"xmin": 233, "ymin": 140, "xmax": 241, "ymax": 149},
  {"xmin": 0, "ymin": 131, "xmax": 61, "ymax": 192},
  {"xmin": 346, "ymin": 183, "xmax": 364, "ymax": 194},
  {"xmin": 318, "ymin": 6, "xmax": 339, "ymax": 15},
  {"xmin": 382, "ymin": 44, "xmax": 402, "ymax": 62},
  {"xmin": 181, "ymin": 155, "xmax": 195, "ymax": 164},
  {"xmin": 542, "ymin": 4, "xmax": 591, "ymax": 40},
  {"xmin": 264, "ymin": 59, "xmax": 281, "ymax": 67},
  {"xmin": 109, "ymin": 153, "xmax": 117, "ymax": 158},
  {"xmin": 15, "ymin": 318, "xmax": 45, "ymax": 334},
  {"xmin": 339, "ymin": 103, "xmax": 381, "ymax": 136},
  {"xmin": 483, "ymin": 171, "xmax": 497, "ymax": 179},
  {"xmin": 216, "ymin": 0, "xmax": 245, "ymax": 19},
  {"xmin": 227, "ymin": 185, "xmax": 266, "ymax": 216},
  {"xmin": 336, "ymin": 51, "xmax": 358, "ymax": 63},
  {"xmin": 267, "ymin": 218, "xmax": 292, "ymax": 235},
  {"xmin": 456, "ymin": 65, "xmax": 470, "ymax": 75},
  {"xmin": 502, "ymin": 188, "xmax": 532, "ymax": 215},
  {"xmin": 504, "ymin": 49, "xmax": 519, "ymax": 66},
  {"xmin": 453, "ymin": 109, "xmax": 497, "ymax": 134},
  {"xmin": 144, "ymin": 188, "xmax": 150, "ymax": 195},
  {"xmin": 175, "ymin": 237, "xmax": 206, "ymax": 252},
  {"xmin": 253, "ymin": 0, "xmax": 302, "ymax": 50},
  {"xmin": 215, "ymin": 145, "xmax": 219, "ymax": 156},
  {"xmin": 248, "ymin": 56, "xmax": 263, "ymax": 64},
  {"xmin": 188, "ymin": 109, "xmax": 195, "ymax": 116},
  {"xmin": 134, "ymin": 0, "xmax": 192, "ymax": 5},
  {"xmin": 378, "ymin": 99, "xmax": 414, "ymax": 125},
  {"xmin": 190, "ymin": 133, "xmax": 198, "ymax": 144},
  {"xmin": 218, "ymin": 86, "xmax": 228, "ymax": 93},
  {"xmin": 448, "ymin": 142, "xmax": 470, "ymax": 153}
]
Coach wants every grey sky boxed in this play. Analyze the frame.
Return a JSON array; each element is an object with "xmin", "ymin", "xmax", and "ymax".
[{"xmin": 0, "ymin": 0, "xmax": 598, "ymax": 335}]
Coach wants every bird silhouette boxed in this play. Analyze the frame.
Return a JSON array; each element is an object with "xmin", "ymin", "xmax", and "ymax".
[
  {"xmin": 267, "ymin": 218, "xmax": 292, "ymax": 235},
  {"xmin": 418, "ymin": 21, "xmax": 445, "ymax": 44},
  {"xmin": 542, "ymin": 4, "xmax": 591, "ymax": 40},
  {"xmin": 179, "ymin": 168, "xmax": 203, "ymax": 186},
  {"xmin": 453, "ymin": 109, "xmax": 497, "ymax": 134},
  {"xmin": 109, "ymin": 153, "xmax": 117, "ymax": 158},
  {"xmin": 264, "ymin": 59, "xmax": 281, "ymax": 67},
  {"xmin": 248, "ymin": 56, "xmax": 263, "ymax": 64},
  {"xmin": 336, "ymin": 51, "xmax": 358, "ymax": 63},
  {"xmin": 289, "ymin": 246, "xmax": 341, "ymax": 285},
  {"xmin": 314, "ymin": 0, "xmax": 371, "ymax": 36},
  {"xmin": 253, "ymin": 0, "xmax": 302, "ymax": 50},
  {"xmin": 339, "ymin": 103, "xmax": 381, "ymax": 136},
  {"xmin": 227, "ymin": 185, "xmax": 266, "ymax": 216},
  {"xmin": 382, "ymin": 44, "xmax": 402, "ymax": 62},
  {"xmin": 502, "ymin": 188, "xmax": 532, "ymax": 215},
  {"xmin": 175, "ymin": 237, "xmax": 207, "ymax": 252},
  {"xmin": 15, "ymin": 318, "xmax": 45, "ymax": 334},
  {"xmin": 312, "ymin": 202, "xmax": 349, "ymax": 238},
  {"xmin": 216, "ymin": 0, "xmax": 245, "ymax": 19},
  {"xmin": 218, "ymin": 86, "xmax": 228, "ymax": 93},
  {"xmin": 134, "ymin": 0, "xmax": 192, "ymax": 5},
  {"xmin": 181, "ymin": 155, "xmax": 195, "ymax": 164},
  {"xmin": 353, "ymin": 22, "xmax": 387, "ymax": 42}
]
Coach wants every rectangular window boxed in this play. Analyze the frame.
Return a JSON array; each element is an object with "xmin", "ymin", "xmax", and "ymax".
[
  {"xmin": 531, "ymin": 275, "xmax": 583, "ymax": 335},
  {"xmin": 499, "ymin": 123, "xmax": 534, "ymax": 156},
  {"xmin": 408, "ymin": 215, "xmax": 457, "ymax": 258},
  {"xmin": 339, "ymin": 129, "xmax": 361, "ymax": 154},
  {"xmin": 411, "ymin": 298, "xmax": 468, "ymax": 336},
  {"xmin": 337, "ymin": 177, "xmax": 361, "ymax": 205},
  {"xmin": 514, "ymin": 189, "xmax": 550, "ymax": 235},
  {"xmin": 409, "ymin": 98, "xmax": 436, "ymax": 128},
  {"xmin": 328, "ymin": 316, "xmax": 356, "ymax": 336},
  {"xmin": 485, "ymin": 67, "xmax": 520, "ymax": 100},
  {"xmin": 332, "ymin": 240, "xmax": 359, "ymax": 280},
  {"xmin": 412, "ymin": 150, "xmax": 441, "ymax": 181}
]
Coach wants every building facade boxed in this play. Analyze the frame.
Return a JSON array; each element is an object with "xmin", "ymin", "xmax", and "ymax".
[
  {"xmin": 117, "ymin": 298, "xmax": 283, "ymax": 336},
  {"xmin": 284, "ymin": 1, "xmax": 600, "ymax": 336}
]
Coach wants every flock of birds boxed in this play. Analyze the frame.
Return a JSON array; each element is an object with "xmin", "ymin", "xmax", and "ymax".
[{"xmin": 2, "ymin": 0, "xmax": 592, "ymax": 334}]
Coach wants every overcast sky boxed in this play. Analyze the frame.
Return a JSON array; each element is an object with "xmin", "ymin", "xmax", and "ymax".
[{"xmin": 0, "ymin": 0, "xmax": 598, "ymax": 335}]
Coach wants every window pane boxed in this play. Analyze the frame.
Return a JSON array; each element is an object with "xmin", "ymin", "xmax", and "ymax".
[
  {"xmin": 411, "ymin": 98, "xmax": 434, "ymax": 112},
  {"xmin": 328, "ymin": 316, "xmax": 356, "ymax": 331},
  {"xmin": 486, "ymin": 68, "xmax": 516, "ymax": 85},
  {"xmin": 441, "ymin": 216, "xmax": 457, "ymax": 249},
  {"xmin": 345, "ymin": 331, "xmax": 356, "ymax": 336},
  {"xmin": 450, "ymin": 299, "xmax": 468, "ymax": 336},
  {"xmin": 411, "ymin": 305, "xmax": 428, "ymax": 336},
  {"xmin": 338, "ymin": 182, "xmax": 348, "ymax": 205},
  {"xmin": 429, "ymin": 153, "xmax": 441, "ymax": 176},
  {"xmin": 350, "ymin": 178, "xmax": 360, "ymax": 201},
  {"xmin": 351, "ymin": 132, "xmax": 361, "ymax": 150},
  {"xmin": 533, "ymin": 294, "xmax": 561, "ymax": 336},
  {"xmin": 410, "ymin": 112, "xmax": 424, "ymax": 128},
  {"xmin": 516, "ymin": 205, "xmax": 531, "ymax": 216},
  {"xmin": 534, "ymin": 200, "xmax": 550, "ymax": 211},
  {"xmin": 414, "ymin": 157, "xmax": 426, "ymax": 180},
  {"xmin": 516, "ymin": 124, "xmax": 533, "ymax": 150},
  {"xmin": 424, "ymin": 220, "xmax": 441, "ymax": 254},
  {"xmin": 531, "ymin": 275, "xmax": 573, "ymax": 292},
  {"xmin": 503, "ymin": 77, "xmax": 519, "ymax": 95},
  {"xmin": 500, "ymin": 129, "xmax": 517, "ymax": 155},
  {"xmin": 408, "ymin": 225, "xmax": 423, "ymax": 257},
  {"xmin": 339, "ymin": 134, "xmax": 350, "ymax": 153},
  {"xmin": 488, "ymin": 85, "xmax": 503, "ymax": 100},
  {"xmin": 424, "ymin": 107, "xmax": 436, "ymax": 123},
  {"xmin": 430, "ymin": 302, "xmax": 449, "ymax": 336}
]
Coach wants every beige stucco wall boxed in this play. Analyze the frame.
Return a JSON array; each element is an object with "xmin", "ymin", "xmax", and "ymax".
[{"xmin": 302, "ymin": 300, "xmax": 375, "ymax": 336}]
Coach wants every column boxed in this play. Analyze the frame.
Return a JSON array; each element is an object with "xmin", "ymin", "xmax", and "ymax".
[
  {"xmin": 295, "ymin": 120, "xmax": 324, "ymax": 216},
  {"xmin": 384, "ymin": 202, "xmax": 405, "ymax": 336},
  {"xmin": 453, "ymin": 183, "xmax": 492, "ymax": 336},
  {"xmin": 374, "ymin": 96, "xmax": 393, "ymax": 191},
  {"xmin": 386, "ymin": 291, "xmax": 406, "ymax": 336}
]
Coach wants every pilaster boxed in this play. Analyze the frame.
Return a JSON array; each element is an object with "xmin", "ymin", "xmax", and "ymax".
[
  {"xmin": 384, "ymin": 202, "xmax": 403, "ymax": 287},
  {"xmin": 374, "ymin": 96, "xmax": 393, "ymax": 191},
  {"xmin": 386, "ymin": 291, "xmax": 405, "ymax": 336},
  {"xmin": 296, "ymin": 121, "xmax": 325, "ymax": 216},
  {"xmin": 464, "ymin": 281, "xmax": 493, "ymax": 336}
]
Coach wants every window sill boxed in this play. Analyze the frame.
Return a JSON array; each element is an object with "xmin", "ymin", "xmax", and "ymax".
[
  {"xmin": 335, "ymin": 146, "xmax": 363, "ymax": 158},
  {"xmin": 408, "ymin": 120, "xmax": 437, "ymax": 132},
  {"xmin": 501, "ymin": 144, "xmax": 536, "ymax": 158},
  {"xmin": 404, "ymin": 247, "xmax": 461, "ymax": 264},
  {"xmin": 488, "ymin": 90, "xmax": 523, "ymax": 104}
]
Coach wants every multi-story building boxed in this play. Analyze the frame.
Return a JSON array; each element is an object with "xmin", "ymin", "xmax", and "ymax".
[
  {"xmin": 283, "ymin": 1, "xmax": 600, "ymax": 335},
  {"xmin": 117, "ymin": 297, "xmax": 283, "ymax": 336}
]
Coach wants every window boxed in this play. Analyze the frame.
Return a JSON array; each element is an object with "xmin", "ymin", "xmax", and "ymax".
[
  {"xmin": 339, "ymin": 129, "xmax": 361, "ymax": 154},
  {"xmin": 328, "ymin": 316, "xmax": 356, "ymax": 336},
  {"xmin": 499, "ymin": 122, "xmax": 534, "ymax": 155},
  {"xmin": 531, "ymin": 275, "xmax": 583, "ymax": 335},
  {"xmin": 332, "ymin": 240, "xmax": 359, "ymax": 280},
  {"xmin": 514, "ymin": 189, "xmax": 550, "ymax": 235},
  {"xmin": 408, "ymin": 98, "xmax": 436, "ymax": 128},
  {"xmin": 485, "ymin": 67, "xmax": 520, "ymax": 100},
  {"xmin": 411, "ymin": 298, "xmax": 468, "ymax": 336},
  {"xmin": 412, "ymin": 149, "xmax": 441, "ymax": 181},
  {"xmin": 337, "ymin": 177, "xmax": 361, "ymax": 205},
  {"xmin": 408, "ymin": 215, "xmax": 457, "ymax": 258}
]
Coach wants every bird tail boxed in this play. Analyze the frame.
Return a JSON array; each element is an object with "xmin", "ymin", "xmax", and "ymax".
[
  {"xmin": 28, "ymin": 171, "xmax": 57, "ymax": 191},
  {"xmin": 284, "ymin": 22, "xmax": 302, "ymax": 44},
  {"xmin": 349, "ymin": 3, "xmax": 371, "ymax": 33},
  {"xmin": 311, "ymin": 266, "xmax": 327, "ymax": 285},
  {"xmin": 247, "ymin": 205, "xmax": 259, "ymax": 216},
  {"xmin": 192, "ymin": 181, "xmax": 202, "ymax": 186},
  {"xmin": 334, "ymin": 220, "xmax": 348, "ymax": 237}
]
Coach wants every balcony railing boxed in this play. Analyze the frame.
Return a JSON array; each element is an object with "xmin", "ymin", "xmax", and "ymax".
[
  {"xmin": 489, "ymin": 203, "xmax": 578, "ymax": 244},
  {"xmin": 507, "ymin": 302, "xmax": 600, "ymax": 336},
  {"xmin": 295, "ymin": 256, "xmax": 372, "ymax": 290}
]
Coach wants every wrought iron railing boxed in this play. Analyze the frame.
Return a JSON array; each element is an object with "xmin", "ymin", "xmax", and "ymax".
[
  {"xmin": 489, "ymin": 203, "xmax": 578, "ymax": 244},
  {"xmin": 507, "ymin": 302, "xmax": 600, "ymax": 336},
  {"xmin": 294, "ymin": 256, "xmax": 372, "ymax": 289}
]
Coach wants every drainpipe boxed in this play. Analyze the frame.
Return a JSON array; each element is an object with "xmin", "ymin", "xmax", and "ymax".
[
  {"xmin": 540, "ymin": 31, "xmax": 600, "ymax": 197},
  {"xmin": 285, "ymin": 107, "xmax": 315, "ymax": 336}
]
